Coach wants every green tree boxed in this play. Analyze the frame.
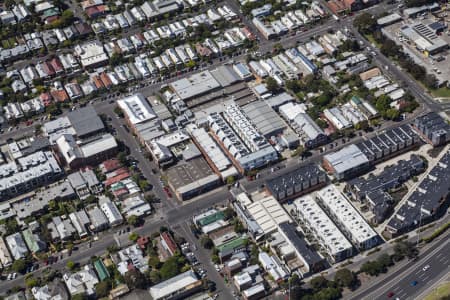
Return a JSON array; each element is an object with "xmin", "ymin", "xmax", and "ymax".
[
  {"xmin": 25, "ymin": 275, "xmax": 39, "ymax": 288},
  {"xmin": 313, "ymin": 287, "xmax": 341, "ymax": 300},
  {"xmin": 12, "ymin": 259, "xmax": 27, "ymax": 274},
  {"xmin": 360, "ymin": 260, "xmax": 385, "ymax": 276},
  {"xmin": 160, "ymin": 256, "xmax": 183, "ymax": 279},
  {"xmin": 185, "ymin": 60, "xmax": 196, "ymax": 68},
  {"xmin": 127, "ymin": 215, "xmax": 141, "ymax": 227},
  {"xmin": 288, "ymin": 274, "xmax": 304, "ymax": 299},
  {"xmin": 385, "ymin": 108, "xmax": 400, "ymax": 120},
  {"xmin": 129, "ymin": 232, "xmax": 139, "ymax": 242},
  {"xmin": 200, "ymin": 236, "xmax": 213, "ymax": 249},
  {"xmin": 353, "ymin": 13, "xmax": 377, "ymax": 34},
  {"xmin": 265, "ymin": 77, "xmax": 280, "ymax": 93},
  {"xmin": 223, "ymin": 207, "xmax": 236, "ymax": 220},
  {"xmin": 292, "ymin": 145, "xmax": 305, "ymax": 157},
  {"xmin": 334, "ymin": 268, "xmax": 357, "ymax": 289},
  {"xmin": 138, "ymin": 179, "xmax": 149, "ymax": 191},
  {"xmin": 114, "ymin": 106, "xmax": 124, "ymax": 117},
  {"xmin": 95, "ymin": 280, "xmax": 112, "ymax": 298},
  {"xmin": 148, "ymin": 256, "xmax": 162, "ymax": 269},
  {"xmin": 377, "ymin": 253, "xmax": 393, "ymax": 268},
  {"xmin": 71, "ymin": 294, "xmax": 87, "ymax": 300},
  {"xmin": 124, "ymin": 269, "xmax": 148, "ymax": 289},
  {"xmin": 226, "ymin": 176, "xmax": 235, "ymax": 185},
  {"xmin": 148, "ymin": 270, "xmax": 161, "ymax": 284},
  {"xmin": 393, "ymin": 241, "xmax": 418, "ymax": 260},
  {"xmin": 66, "ymin": 260, "xmax": 76, "ymax": 270},
  {"xmin": 110, "ymin": 53, "xmax": 124, "ymax": 67},
  {"xmin": 310, "ymin": 276, "xmax": 329, "ymax": 292}
]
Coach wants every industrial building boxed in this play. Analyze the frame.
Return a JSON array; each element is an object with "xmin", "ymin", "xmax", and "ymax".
[
  {"xmin": 386, "ymin": 149, "xmax": 450, "ymax": 237},
  {"xmin": 234, "ymin": 192, "xmax": 292, "ymax": 239},
  {"xmin": 347, "ymin": 155, "xmax": 425, "ymax": 224},
  {"xmin": 168, "ymin": 66, "xmax": 242, "ymax": 107},
  {"xmin": 241, "ymin": 101, "xmax": 287, "ymax": 139},
  {"xmin": 266, "ymin": 164, "xmax": 327, "ymax": 202},
  {"xmin": 166, "ymin": 157, "xmax": 220, "ymax": 200},
  {"xmin": 186, "ymin": 124, "xmax": 238, "ymax": 180},
  {"xmin": 208, "ymin": 109, "xmax": 278, "ymax": 173},
  {"xmin": 316, "ymin": 185, "xmax": 379, "ymax": 250},
  {"xmin": 324, "ymin": 125, "xmax": 420, "ymax": 180},
  {"xmin": 399, "ymin": 22, "xmax": 448, "ymax": 55},
  {"xmin": 43, "ymin": 106, "xmax": 118, "ymax": 169},
  {"xmin": 323, "ymin": 144, "xmax": 371, "ymax": 181},
  {"xmin": 294, "ymin": 195, "xmax": 354, "ymax": 263},
  {"xmin": 117, "ymin": 93, "xmax": 163, "ymax": 145},
  {"xmin": 149, "ymin": 270, "xmax": 202, "ymax": 300},
  {"xmin": 413, "ymin": 112, "xmax": 450, "ymax": 147}
]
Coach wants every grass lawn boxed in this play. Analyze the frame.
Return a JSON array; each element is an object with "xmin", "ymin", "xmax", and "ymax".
[
  {"xmin": 364, "ymin": 34, "xmax": 381, "ymax": 48},
  {"xmin": 424, "ymin": 281, "xmax": 450, "ymax": 300},
  {"xmin": 430, "ymin": 87, "xmax": 450, "ymax": 98}
]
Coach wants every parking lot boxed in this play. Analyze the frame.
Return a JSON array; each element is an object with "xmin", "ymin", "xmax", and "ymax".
[{"xmin": 382, "ymin": 12, "xmax": 450, "ymax": 88}]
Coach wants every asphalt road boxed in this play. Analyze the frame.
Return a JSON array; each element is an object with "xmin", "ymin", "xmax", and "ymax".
[
  {"xmin": 0, "ymin": 186, "xmax": 231, "ymax": 294},
  {"xmin": 348, "ymin": 231, "xmax": 450, "ymax": 300}
]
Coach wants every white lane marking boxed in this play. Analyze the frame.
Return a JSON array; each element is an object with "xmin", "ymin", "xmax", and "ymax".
[
  {"xmin": 437, "ymin": 253, "xmax": 443, "ymax": 258},
  {"xmin": 422, "ymin": 275, "xmax": 430, "ymax": 282},
  {"xmin": 400, "ymin": 292, "xmax": 408, "ymax": 298},
  {"xmin": 393, "ymin": 286, "xmax": 401, "ymax": 292},
  {"xmin": 419, "ymin": 273, "xmax": 426, "ymax": 279},
  {"xmin": 415, "ymin": 270, "xmax": 421, "ymax": 275}
]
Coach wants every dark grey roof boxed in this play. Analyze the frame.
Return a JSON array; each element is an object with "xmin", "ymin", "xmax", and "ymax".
[
  {"xmin": 266, "ymin": 164, "xmax": 325, "ymax": 194},
  {"xmin": 67, "ymin": 106, "xmax": 104, "ymax": 137},
  {"xmin": 387, "ymin": 151, "xmax": 450, "ymax": 232},
  {"xmin": 278, "ymin": 222, "xmax": 324, "ymax": 267}
]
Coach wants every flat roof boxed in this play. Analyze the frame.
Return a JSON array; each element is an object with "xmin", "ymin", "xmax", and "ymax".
[
  {"xmin": 170, "ymin": 71, "xmax": 221, "ymax": 100},
  {"xmin": 295, "ymin": 195, "xmax": 353, "ymax": 256},
  {"xmin": 149, "ymin": 270, "xmax": 200, "ymax": 300},
  {"xmin": 324, "ymin": 144, "xmax": 369, "ymax": 174},
  {"xmin": 167, "ymin": 157, "xmax": 214, "ymax": 189},
  {"xmin": 246, "ymin": 195, "xmax": 292, "ymax": 235},
  {"xmin": 278, "ymin": 222, "xmax": 323, "ymax": 267},
  {"xmin": 316, "ymin": 185, "xmax": 378, "ymax": 245},
  {"xmin": 377, "ymin": 13, "xmax": 402, "ymax": 26},
  {"xmin": 117, "ymin": 93, "xmax": 157, "ymax": 125}
]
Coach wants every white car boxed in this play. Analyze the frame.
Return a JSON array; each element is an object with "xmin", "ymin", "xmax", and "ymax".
[{"xmin": 422, "ymin": 264, "xmax": 430, "ymax": 271}]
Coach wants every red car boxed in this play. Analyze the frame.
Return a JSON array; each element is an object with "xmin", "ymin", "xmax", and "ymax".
[{"xmin": 387, "ymin": 292, "xmax": 395, "ymax": 298}]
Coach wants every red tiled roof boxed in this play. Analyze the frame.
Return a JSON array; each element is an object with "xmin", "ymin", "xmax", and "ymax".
[
  {"xmin": 100, "ymin": 72, "xmax": 112, "ymax": 88},
  {"xmin": 101, "ymin": 158, "xmax": 121, "ymax": 173},
  {"xmin": 112, "ymin": 188, "xmax": 129, "ymax": 198},
  {"xmin": 45, "ymin": 15, "xmax": 60, "ymax": 24},
  {"xmin": 92, "ymin": 75, "xmax": 104, "ymax": 89},
  {"xmin": 137, "ymin": 236, "xmax": 149, "ymax": 249},
  {"xmin": 42, "ymin": 61, "xmax": 55, "ymax": 76},
  {"xmin": 161, "ymin": 232, "xmax": 178, "ymax": 255},
  {"xmin": 50, "ymin": 89, "xmax": 69, "ymax": 102},
  {"xmin": 49, "ymin": 57, "xmax": 64, "ymax": 73},
  {"xmin": 105, "ymin": 172, "xmax": 130, "ymax": 187}
]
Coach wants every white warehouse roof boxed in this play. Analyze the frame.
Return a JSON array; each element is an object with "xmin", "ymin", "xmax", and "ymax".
[
  {"xmin": 316, "ymin": 185, "xmax": 378, "ymax": 246},
  {"xmin": 294, "ymin": 195, "xmax": 353, "ymax": 257},
  {"xmin": 117, "ymin": 93, "xmax": 157, "ymax": 125}
]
